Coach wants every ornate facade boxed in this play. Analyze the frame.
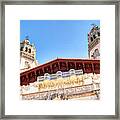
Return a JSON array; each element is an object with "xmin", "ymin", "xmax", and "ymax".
[
  {"xmin": 20, "ymin": 25, "xmax": 100, "ymax": 100},
  {"xmin": 21, "ymin": 72, "xmax": 100, "ymax": 100}
]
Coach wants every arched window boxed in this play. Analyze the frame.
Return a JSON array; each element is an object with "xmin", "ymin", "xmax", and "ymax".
[
  {"xmin": 25, "ymin": 61, "xmax": 30, "ymax": 68},
  {"xmin": 97, "ymin": 32, "xmax": 100, "ymax": 36},
  {"xmin": 20, "ymin": 47, "xmax": 23, "ymax": 51},
  {"xmin": 28, "ymin": 48, "xmax": 31, "ymax": 53},
  {"xmin": 44, "ymin": 73, "xmax": 50, "ymax": 80},
  {"xmin": 93, "ymin": 49, "xmax": 100, "ymax": 59},
  {"xmin": 25, "ymin": 47, "xmax": 28, "ymax": 52},
  {"xmin": 69, "ymin": 69, "xmax": 75, "ymax": 75},
  {"xmin": 93, "ymin": 34, "xmax": 96, "ymax": 39},
  {"xmin": 91, "ymin": 37, "xmax": 93, "ymax": 42},
  {"xmin": 56, "ymin": 71, "xmax": 62, "ymax": 78},
  {"xmin": 95, "ymin": 49, "xmax": 100, "ymax": 56}
]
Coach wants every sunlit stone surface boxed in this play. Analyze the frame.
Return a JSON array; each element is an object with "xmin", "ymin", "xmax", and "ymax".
[{"xmin": 20, "ymin": 70, "xmax": 100, "ymax": 100}]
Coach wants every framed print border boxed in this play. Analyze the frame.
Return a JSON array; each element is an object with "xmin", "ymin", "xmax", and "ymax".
[{"xmin": 0, "ymin": 0, "xmax": 119, "ymax": 119}]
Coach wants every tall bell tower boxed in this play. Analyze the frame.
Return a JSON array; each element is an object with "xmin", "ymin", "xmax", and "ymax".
[
  {"xmin": 20, "ymin": 37, "xmax": 38, "ymax": 72},
  {"xmin": 88, "ymin": 24, "xmax": 100, "ymax": 59}
]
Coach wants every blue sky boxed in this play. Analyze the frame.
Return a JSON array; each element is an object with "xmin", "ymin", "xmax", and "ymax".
[{"xmin": 20, "ymin": 20, "xmax": 100, "ymax": 64}]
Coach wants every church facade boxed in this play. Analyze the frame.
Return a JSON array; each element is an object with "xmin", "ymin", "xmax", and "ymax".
[{"xmin": 20, "ymin": 25, "xmax": 100, "ymax": 100}]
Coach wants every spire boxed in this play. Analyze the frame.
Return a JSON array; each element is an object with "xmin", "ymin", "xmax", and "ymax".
[
  {"xmin": 91, "ymin": 23, "xmax": 98, "ymax": 27},
  {"xmin": 22, "ymin": 36, "xmax": 30, "ymax": 44},
  {"xmin": 91, "ymin": 24, "xmax": 99, "ymax": 30}
]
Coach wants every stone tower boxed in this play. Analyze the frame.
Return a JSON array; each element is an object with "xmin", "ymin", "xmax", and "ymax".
[
  {"xmin": 88, "ymin": 24, "xmax": 100, "ymax": 59},
  {"xmin": 20, "ymin": 37, "xmax": 38, "ymax": 72}
]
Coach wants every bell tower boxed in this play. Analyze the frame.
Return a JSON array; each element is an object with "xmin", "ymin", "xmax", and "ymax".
[
  {"xmin": 88, "ymin": 24, "xmax": 100, "ymax": 59},
  {"xmin": 20, "ymin": 36, "xmax": 38, "ymax": 72}
]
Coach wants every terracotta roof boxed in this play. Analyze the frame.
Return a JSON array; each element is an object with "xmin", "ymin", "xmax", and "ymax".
[{"xmin": 20, "ymin": 58, "xmax": 100, "ymax": 74}]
